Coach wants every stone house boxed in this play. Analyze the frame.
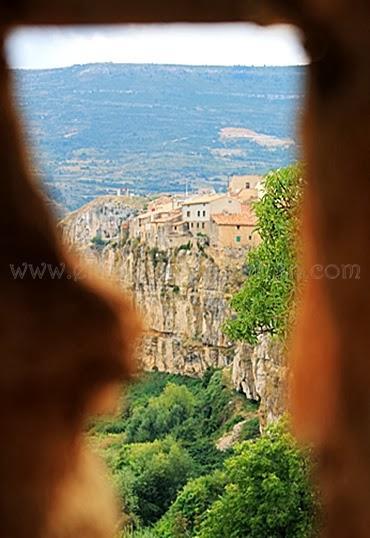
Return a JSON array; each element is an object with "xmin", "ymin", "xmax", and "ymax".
[
  {"xmin": 228, "ymin": 174, "xmax": 261, "ymax": 204},
  {"xmin": 147, "ymin": 195, "xmax": 174, "ymax": 212},
  {"xmin": 128, "ymin": 202, "xmax": 191, "ymax": 248},
  {"xmin": 129, "ymin": 201, "xmax": 179, "ymax": 242},
  {"xmin": 228, "ymin": 174, "xmax": 261, "ymax": 193},
  {"xmin": 210, "ymin": 210, "xmax": 258, "ymax": 248},
  {"xmin": 182, "ymin": 193, "xmax": 241, "ymax": 235},
  {"xmin": 145, "ymin": 210, "xmax": 183, "ymax": 247}
]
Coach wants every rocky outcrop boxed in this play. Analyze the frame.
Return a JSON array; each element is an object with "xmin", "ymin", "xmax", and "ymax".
[
  {"xmin": 104, "ymin": 240, "xmax": 287, "ymax": 426},
  {"xmin": 232, "ymin": 338, "xmax": 287, "ymax": 428},
  {"xmin": 61, "ymin": 197, "xmax": 287, "ymax": 425},
  {"xmin": 103, "ymin": 240, "xmax": 244, "ymax": 377},
  {"xmin": 216, "ymin": 420, "xmax": 250, "ymax": 451},
  {"xmin": 60, "ymin": 195, "xmax": 138, "ymax": 248}
]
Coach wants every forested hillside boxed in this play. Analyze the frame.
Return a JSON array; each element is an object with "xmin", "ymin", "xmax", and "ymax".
[
  {"xmin": 14, "ymin": 64, "xmax": 304, "ymax": 210},
  {"xmin": 91, "ymin": 371, "xmax": 316, "ymax": 538}
]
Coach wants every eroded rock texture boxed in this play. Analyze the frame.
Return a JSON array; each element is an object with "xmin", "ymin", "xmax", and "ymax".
[
  {"xmin": 233, "ymin": 338, "xmax": 287, "ymax": 428},
  {"xmin": 62, "ymin": 197, "xmax": 287, "ymax": 426}
]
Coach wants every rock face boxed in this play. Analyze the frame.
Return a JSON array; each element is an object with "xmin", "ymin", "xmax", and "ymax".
[
  {"xmin": 103, "ymin": 240, "xmax": 244, "ymax": 377},
  {"xmin": 60, "ymin": 196, "xmax": 138, "ymax": 247},
  {"xmin": 232, "ymin": 338, "xmax": 287, "ymax": 428},
  {"xmin": 61, "ymin": 197, "xmax": 287, "ymax": 425}
]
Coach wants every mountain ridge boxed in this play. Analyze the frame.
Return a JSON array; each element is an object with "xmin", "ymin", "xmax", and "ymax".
[{"xmin": 14, "ymin": 62, "xmax": 304, "ymax": 211}]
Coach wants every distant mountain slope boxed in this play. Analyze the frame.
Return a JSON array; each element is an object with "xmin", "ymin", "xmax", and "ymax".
[{"xmin": 13, "ymin": 63, "xmax": 304, "ymax": 211}]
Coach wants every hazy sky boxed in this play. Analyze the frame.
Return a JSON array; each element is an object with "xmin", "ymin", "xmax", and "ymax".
[{"xmin": 7, "ymin": 24, "xmax": 307, "ymax": 69}]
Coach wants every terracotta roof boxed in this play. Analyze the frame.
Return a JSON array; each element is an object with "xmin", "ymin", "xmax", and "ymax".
[
  {"xmin": 182, "ymin": 193, "xmax": 227, "ymax": 206},
  {"xmin": 232, "ymin": 188, "xmax": 258, "ymax": 201},
  {"xmin": 212, "ymin": 211, "xmax": 257, "ymax": 226}
]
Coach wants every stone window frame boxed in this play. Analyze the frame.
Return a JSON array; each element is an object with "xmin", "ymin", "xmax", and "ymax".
[{"xmin": 1, "ymin": 3, "xmax": 370, "ymax": 536}]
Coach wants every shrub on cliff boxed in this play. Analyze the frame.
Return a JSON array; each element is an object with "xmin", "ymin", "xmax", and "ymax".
[{"xmin": 225, "ymin": 164, "xmax": 303, "ymax": 344}]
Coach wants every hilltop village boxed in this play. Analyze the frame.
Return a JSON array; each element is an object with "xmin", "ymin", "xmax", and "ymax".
[
  {"xmin": 61, "ymin": 167, "xmax": 287, "ymax": 432},
  {"xmin": 125, "ymin": 175, "xmax": 262, "ymax": 251}
]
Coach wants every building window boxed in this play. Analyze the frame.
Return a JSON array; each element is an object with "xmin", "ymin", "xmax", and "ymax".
[
  {"xmin": 197, "ymin": 223, "xmax": 200, "ymax": 228},
  {"xmin": 236, "ymin": 236, "xmax": 241, "ymax": 243},
  {"xmin": 236, "ymin": 225, "xmax": 240, "ymax": 230},
  {"xmin": 202, "ymin": 210, "xmax": 206, "ymax": 217},
  {"xmin": 249, "ymin": 235, "xmax": 252, "ymax": 240},
  {"xmin": 197, "ymin": 210, "xmax": 201, "ymax": 217},
  {"xmin": 202, "ymin": 223, "xmax": 205, "ymax": 229},
  {"xmin": 187, "ymin": 211, "xmax": 190, "ymax": 217},
  {"xmin": 191, "ymin": 223, "xmax": 193, "ymax": 228},
  {"xmin": 245, "ymin": 182, "xmax": 250, "ymax": 189}
]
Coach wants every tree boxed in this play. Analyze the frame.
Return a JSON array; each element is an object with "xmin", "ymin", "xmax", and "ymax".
[
  {"xmin": 114, "ymin": 437, "xmax": 195, "ymax": 526},
  {"xmin": 126, "ymin": 384, "xmax": 196, "ymax": 443},
  {"xmin": 225, "ymin": 165, "xmax": 303, "ymax": 344},
  {"xmin": 198, "ymin": 420, "xmax": 317, "ymax": 538},
  {"xmin": 155, "ymin": 471, "xmax": 227, "ymax": 538}
]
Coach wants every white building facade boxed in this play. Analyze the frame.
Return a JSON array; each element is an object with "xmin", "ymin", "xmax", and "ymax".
[{"xmin": 182, "ymin": 193, "xmax": 241, "ymax": 234}]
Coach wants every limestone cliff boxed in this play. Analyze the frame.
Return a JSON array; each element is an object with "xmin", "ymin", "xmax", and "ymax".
[
  {"xmin": 104, "ymin": 240, "xmax": 244, "ymax": 376},
  {"xmin": 60, "ymin": 195, "xmax": 141, "ymax": 247},
  {"xmin": 61, "ymin": 196, "xmax": 286, "ymax": 425},
  {"xmin": 232, "ymin": 338, "xmax": 287, "ymax": 428}
]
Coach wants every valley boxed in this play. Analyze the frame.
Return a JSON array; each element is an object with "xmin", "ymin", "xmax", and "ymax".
[{"xmin": 14, "ymin": 63, "xmax": 304, "ymax": 211}]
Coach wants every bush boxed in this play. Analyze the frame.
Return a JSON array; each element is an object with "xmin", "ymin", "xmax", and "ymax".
[
  {"xmin": 176, "ymin": 241, "xmax": 192, "ymax": 253},
  {"xmin": 149, "ymin": 247, "xmax": 168, "ymax": 267},
  {"xmin": 122, "ymin": 527, "xmax": 158, "ymax": 538},
  {"xmin": 91, "ymin": 235, "xmax": 108, "ymax": 248},
  {"xmin": 198, "ymin": 370, "xmax": 236, "ymax": 435},
  {"xmin": 156, "ymin": 471, "xmax": 226, "ymax": 537},
  {"xmin": 125, "ymin": 384, "xmax": 196, "ymax": 443},
  {"xmin": 198, "ymin": 420, "xmax": 317, "ymax": 538},
  {"xmin": 109, "ymin": 437, "xmax": 195, "ymax": 526},
  {"xmin": 125, "ymin": 372, "xmax": 199, "ymax": 409}
]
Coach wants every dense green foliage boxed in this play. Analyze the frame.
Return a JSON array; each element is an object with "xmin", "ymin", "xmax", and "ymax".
[
  {"xmin": 91, "ymin": 370, "xmax": 259, "ymax": 529},
  {"xmin": 110, "ymin": 437, "xmax": 194, "ymax": 525},
  {"xmin": 225, "ymin": 164, "xmax": 303, "ymax": 344},
  {"xmin": 197, "ymin": 421, "xmax": 317, "ymax": 538},
  {"xmin": 155, "ymin": 471, "xmax": 227, "ymax": 537},
  {"xmin": 150, "ymin": 421, "xmax": 317, "ymax": 538},
  {"xmin": 91, "ymin": 371, "xmax": 317, "ymax": 538},
  {"xmin": 125, "ymin": 384, "xmax": 196, "ymax": 443}
]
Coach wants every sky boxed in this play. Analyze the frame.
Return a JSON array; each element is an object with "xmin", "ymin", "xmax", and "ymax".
[{"xmin": 6, "ymin": 24, "xmax": 307, "ymax": 70}]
